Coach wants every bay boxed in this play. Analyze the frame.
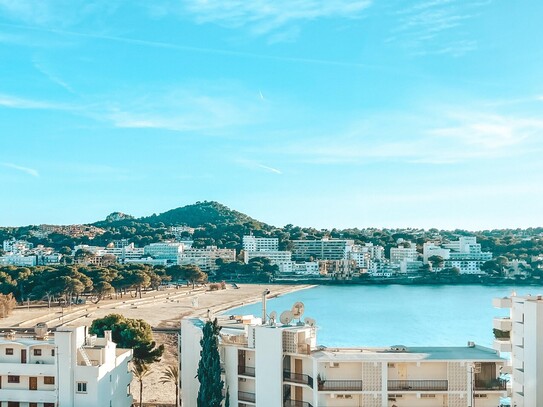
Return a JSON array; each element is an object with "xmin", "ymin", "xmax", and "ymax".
[{"xmin": 226, "ymin": 285, "xmax": 542, "ymax": 348}]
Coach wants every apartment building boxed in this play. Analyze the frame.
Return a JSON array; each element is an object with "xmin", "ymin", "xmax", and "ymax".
[
  {"xmin": 181, "ymin": 311, "xmax": 506, "ymax": 407},
  {"xmin": 292, "ymin": 238, "xmax": 354, "ymax": 262},
  {"xmin": 3, "ymin": 239, "xmax": 33, "ymax": 254},
  {"xmin": 143, "ymin": 242, "xmax": 184, "ymax": 263},
  {"xmin": 242, "ymin": 236, "xmax": 279, "ymax": 252},
  {"xmin": 178, "ymin": 246, "xmax": 236, "ymax": 272},
  {"xmin": 422, "ymin": 238, "xmax": 492, "ymax": 275},
  {"xmin": 390, "ymin": 242, "xmax": 418, "ymax": 266},
  {"xmin": 0, "ymin": 325, "xmax": 132, "ymax": 407},
  {"xmin": 493, "ymin": 294, "xmax": 543, "ymax": 407}
]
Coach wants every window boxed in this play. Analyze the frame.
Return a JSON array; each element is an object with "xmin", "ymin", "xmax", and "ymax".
[
  {"xmin": 44, "ymin": 404, "xmax": 55, "ymax": 407},
  {"xmin": 77, "ymin": 382, "xmax": 88, "ymax": 393},
  {"xmin": 51, "ymin": 349, "xmax": 55, "ymax": 356},
  {"xmin": 5, "ymin": 348, "xmax": 13, "ymax": 355},
  {"xmin": 44, "ymin": 376, "xmax": 55, "ymax": 385},
  {"xmin": 30, "ymin": 404, "xmax": 38, "ymax": 407},
  {"xmin": 33, "ymin": 349, "xmax": 42, "ymax": 356},
  {"xmin": 7, "ymin": 402, "xmax": 20, "ymax": 407},
  {"xmin": 8, "ymin": 375, "xmax": 20, "ymax": 383}
]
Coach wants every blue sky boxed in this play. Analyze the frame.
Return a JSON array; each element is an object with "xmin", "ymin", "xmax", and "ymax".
[{"xmin": 1, "ymin": 0, "xmax": 542, "ymax": 230}]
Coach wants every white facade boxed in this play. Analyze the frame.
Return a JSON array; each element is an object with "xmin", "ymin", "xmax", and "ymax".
[
  {"xmin": 292, "ymin": 238, "xmax": 354, "ymax": 261},
  {"xmin": 292, "ymin": 262, "xmax": 320, "ymax": 275},
  {"xmin": 3, "ymin": 239, "xmax": 33, "ymax": 254},
  {"xmin": 423, "ymin": 238, "xmax": 492, "ymax": 275},
  {"xmin": 422, "ymin": 242, "xmax": 451, "ymax": 264},
  {"xmin": 0, "ymin": 255, "xmax": 37, "ymax": 267},
  {"xmin": 390, "ymin": 242, "xmax": 418, "ymax": 265},
  {"xmin": 493, "ymin": 294, "xmax": 543, "ymax": 407},
  {"xmin": 181, "ymin": 312, "xmax": 506, "ymax": 407},
  {"xmin": 0, "ymin": 326, "xmax": 132, "ymax": 407},
  {"xmin": 143, "ymin": 242, "xmax": 184, "ymax": 263},
  {"xmin": 242, "ymin": 236, "xmax": 279, "ymax": 252},
  {"xmin": 178, "ymin": 246, "xmax": 236, "ymax": 272}
]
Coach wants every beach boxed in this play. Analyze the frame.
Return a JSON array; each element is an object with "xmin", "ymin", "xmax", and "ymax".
[{"xmin": 1, "ymin": 283, "xmax": 313, "ymax": 405}]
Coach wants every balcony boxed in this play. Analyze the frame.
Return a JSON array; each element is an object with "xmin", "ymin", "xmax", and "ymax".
[
  {"xmin": 238, "ymin": 365, "xmax": 256, "ymax": 377},
  {"xmin": 493, "ymin": 297, "xmax": 512, "ymax": 308},
  {"xmin": 238, "ymin": 391, "xmax": 256, "ymax": 403},
  {"xmin": 0, "ymin": 389, "xmax": 57, "ymax": 403},
  {"xmin": 493, "ymin": 339, "xmax": 512, "ymax": 353},
  {"xmin": 283, "ymin": 371, "xmax": 314, "ymax": 388},
  {"xmin": 388, "ymin": 380, "xmax": 448, "ymax": 391},
  {"xmin": 318, "ymin": 380, "xmax": 363, "ymax": 391},
  {"xmin": 221, "ymin": 334, "xmax": 248, "ymax": 347},
  {"xmin": 493, "ymin": 317, "xmax": 512, "ymax": 331},
  {"xmin": 474, "ymin": 380, "xmax": 507, "ymax": 391},
  {"xmin": 284, "ymin": 399, "xmax": 313, "ymax": 407}
]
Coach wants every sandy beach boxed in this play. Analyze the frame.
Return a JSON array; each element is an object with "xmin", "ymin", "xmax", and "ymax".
[{"xmin": 1, "ymin": 283, "xmax": 313, "ymax": 405}]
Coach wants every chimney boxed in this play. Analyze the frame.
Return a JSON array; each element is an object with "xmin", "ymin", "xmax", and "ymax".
[{"xmin": 104, "ymin": 330, "xmax": 112, "ymax": 343}]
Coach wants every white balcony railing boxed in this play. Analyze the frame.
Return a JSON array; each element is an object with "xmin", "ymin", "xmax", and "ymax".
[
  {"xmin": 493, "ymin": 339, "xmax": 512, "ymax": 353},
  {"xmin": 492, "ymin": 297, "xmax": 512, "ymax": 309},
  {"xmin": 493, "ymin": 317, "xmax": 512, "ymax": 331}
]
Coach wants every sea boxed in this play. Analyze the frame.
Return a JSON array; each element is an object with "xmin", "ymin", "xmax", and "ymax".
[{"xmin": 225, "ymin": 284, "xmax": 542, "ymax": 348}]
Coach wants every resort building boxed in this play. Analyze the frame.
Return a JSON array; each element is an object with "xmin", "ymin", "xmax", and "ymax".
[
  {"xmin": 493, "ymin": 293, "xmax": 543, "ymax": 407},
  {"xmin": 243, "ymin": 236, "xmax": 279, "ymax": 252},
  {"xmin": 422, "ymin": 238, "xmax": 492, "ymax": 275},
  {"xmin": 0, "ymin": 325, "xmax": 133, "ymax": 407},
  {"xmin": 178, "ymin": 246, "xmax": 236, "ymax": 272},
  {"xmin": 181, "ymin": 307, "xmax": 507, "ymax": 407},
  {"xmin": 389, "ymin": 242, "xmax": 418, "ymax": 266},
  {"xmin": 292, "ymin": 238, "xmax": 354, "ymax": 262},
  {"xmin": 143, "ymin": 242, "xmax": 184, "ymax": 263}
]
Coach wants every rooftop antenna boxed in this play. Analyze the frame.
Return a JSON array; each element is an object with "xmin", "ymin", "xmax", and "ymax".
[
  {"xmin": 262, "ymin": 289, "xmax": 270, "ymax": 324},
  {"xmin": 292, "ymin": 302, "xmax": 305, "ymax": 323},
  {"xmin": 269, "ymin": 311, "xmax": 277, "ymax": 326},
  {"xmin": 280, "ymin": 310, "xmax": 294, "ymax": 326}
]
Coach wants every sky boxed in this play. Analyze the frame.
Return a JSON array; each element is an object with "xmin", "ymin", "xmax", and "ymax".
[{"xmin": 0, "ymin": 0, "xmax": 542, "ymax": 230}]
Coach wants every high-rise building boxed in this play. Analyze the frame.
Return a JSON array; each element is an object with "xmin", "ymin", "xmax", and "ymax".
[{"xmin": 292, "ymin": 238, "xmax": 354, "ymax": 261}]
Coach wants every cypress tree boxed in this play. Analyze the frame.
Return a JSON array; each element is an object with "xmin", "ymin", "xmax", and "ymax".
[{"xmin": 197, "ymin": 318, "xmax": 224, "ymax": 407}]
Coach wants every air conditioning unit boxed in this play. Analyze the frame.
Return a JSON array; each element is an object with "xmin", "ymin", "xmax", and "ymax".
[{"xmin": 329, "ymin": 362, "xmax": 339, "ymax": 368}]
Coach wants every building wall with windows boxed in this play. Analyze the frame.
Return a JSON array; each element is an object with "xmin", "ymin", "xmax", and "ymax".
[
  {"xmin": 181, "ymin": 315, "xmax": 506, "ymax": 407},
  {"xmin": 493, "ymin": 294, "xmax": 543, "ymax": 407},
  {"xmin": 292, "ymin": 239, "xmax": 354, "ymax": 261},
  {"xmin": 242, "ymin": 236, "xmax": 279, "ymax": 252},
  {"xmin": 0, "ymin": 326, "xmax": 132, "ymax": 407}
]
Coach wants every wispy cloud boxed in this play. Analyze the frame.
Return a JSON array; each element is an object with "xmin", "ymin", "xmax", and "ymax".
[
  {"xmin": 0, "ymin": 86, "xmax": 264, "ymax": 134},
  {"xmin": 0, "ymin": 94, "xmax": 70, "ymax": 110},
  {"xmin": 236, "ymin": 159, "xmax": 282, "ymax": 174},
  {"xmin": 163, "ymin": 0, "xmax": 372, "ymax": 37},
  {"xmin": 275, "ymin": 105, "xmax": 543, "ymax": 165},
  {"xmin": 389, "ymin": 0, "xmax": 492, "ymax": 56},
  {"xmin": 32, "ymin": 59, "xmax": 76, "ymax": 94},
  {"xmin": 1, "ymin": 163, "xmax": 39, "ymax": 177}
]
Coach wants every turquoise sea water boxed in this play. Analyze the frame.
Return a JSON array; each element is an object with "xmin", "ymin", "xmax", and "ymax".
[{"xmin": 226, "ymin": 285, "xmax": 542, "ymax": 348}]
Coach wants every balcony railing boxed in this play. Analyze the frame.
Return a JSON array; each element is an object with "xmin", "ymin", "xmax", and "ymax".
[
  {"xmin": 388, "ymin": 380, "xmax": 448, "ymax": 391},
  {"xmin": 475, "ymin": 380, "xmax": 507, "ymax": 391},
  {"xmin": 284, "ymin": 399, "xmax": 313, "ymax": 407},
  {"xmin": 238, "ymin": 391, "xmax": 256, "ymax": 403},
  {"xmin": 318, "ymin": 380, "xmax": 363, "ymax": 391},
  {"xmin": 283, "ymin": 371, "xmax": 314, "ymax": 388},
  {"xmin": 238, "ymin": 365, "xmax": 256, "ymax": 377}
]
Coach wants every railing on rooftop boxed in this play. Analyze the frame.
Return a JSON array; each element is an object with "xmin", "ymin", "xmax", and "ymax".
[
  {"xmin": 284, "ymin": 399, "xmax": 313, "ymax": 407},
  {"xmin": 238, "ymin": 365, "xmax": 256, "ymax": 377},
  {"xmin": 388, "ymin": 380, "xmax": 448, "ymax": 391},
  {"xmin": 318, "ymin": 380, "xmax": 363, "ymax": 391},
  {"xmin": 238, "ymin": 391, "xmax": 256, "ymax": 403},
  {"xmin": 283, "ymin": 370, "xmax": 314, "ymax": 388},
  {"xmin": 474, "ymin": 380, "xmax": 507, "ymax": 391}
]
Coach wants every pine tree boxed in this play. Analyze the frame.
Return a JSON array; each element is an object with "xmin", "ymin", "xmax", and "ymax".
[{"xmin": 197, "ymin": 318, "xmax": 224, "ymax": 407}]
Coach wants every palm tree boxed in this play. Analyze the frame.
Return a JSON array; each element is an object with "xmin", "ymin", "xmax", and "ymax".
[
  {"xmin": 159, "ymin": 364, "xmax": 180, "ymax": 407},
  {"xmin": 132, "ymin": 362, "xmax": 152, "ymax": 407}
]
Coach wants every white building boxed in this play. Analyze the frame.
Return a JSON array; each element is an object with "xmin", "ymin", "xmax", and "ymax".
[
  {"xmin": 178, "ymin": 246, "xmax": 236, "ymax": 272},
  {"xmin": 3, "ymin": 239, "xmax": 34, "ymax": 254},
  {"xmin": 422, "ymin": 242, "xmax": 451, "ymax": 265},
  {"xmin": 0, "ymin": 255, "xmax": 37, "ymax": 267},
  {"xmin": 242, "ymin": 236, "xmax": 279, "ymax": 252},
  {"xmin": 493, "ymin": 294, "xmax": 543, "ymax": 407},
  {"xmin": 143, "ymin": 242, "xmax": 184, "ymax": 263},
  {"xmin": 390, "ymin": 242, "xmax": 418, "ymax": 265},
  {"xmin": 292, "ymin": 238, "xmax": 354, "ymax": 261},
  {"xmin": 0, "ymin": 325, "xmax": 132, "ymax": 407},
  {"xmin": 292, "ymin": 262, "xmax": 320, "ymax": 276},
  {"xmin": 181, "ymin": 308, "xmax": 506, "ymax": 407}
]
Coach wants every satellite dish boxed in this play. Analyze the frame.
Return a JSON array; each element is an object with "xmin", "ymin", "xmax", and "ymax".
[
  {"xmin": 292, "ymin": 302, "xmax": 305, "ymax": 319},
  {"xmin": 304, "ymin": 317, "xmax": 316, "ymax": 327},
  {"xmin": 269, "ymin": 311, "xmax": 277, "ymax": 324},
  {"xmin": 280, "ymin": 310, "xmax": 294, "ymax": 325}
]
